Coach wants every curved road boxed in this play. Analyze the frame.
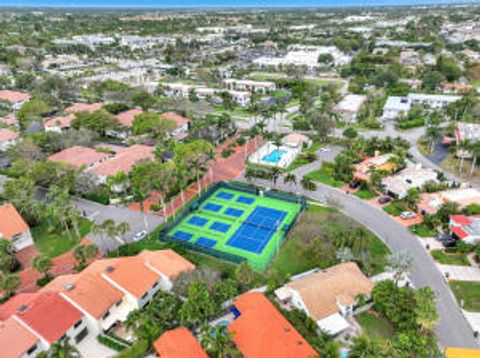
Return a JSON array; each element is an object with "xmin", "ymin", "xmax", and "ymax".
[{"xmin": 236, "ymin": 170, "xmax": 479, "ymax": 349}]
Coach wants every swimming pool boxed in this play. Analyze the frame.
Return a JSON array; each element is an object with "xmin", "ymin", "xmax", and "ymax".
[{"xmin": 262, "ymin": 149, "xmax": 286, "ymax": 163}]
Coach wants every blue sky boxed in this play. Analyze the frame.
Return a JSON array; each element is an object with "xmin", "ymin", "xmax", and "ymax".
[{"xmin": 0, "ymin": 0, "xmax": 477, "ymax": 8}]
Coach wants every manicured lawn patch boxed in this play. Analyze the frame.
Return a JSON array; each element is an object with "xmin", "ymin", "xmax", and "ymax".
[
  {"xmin": 355, "ymin": 188, "xmax": 377, "ymax": 200},
  {"xmin": 357, "ymin": 311, "xmax": 395, "ymax": 339},
  {"xmin": 32, "ymin": 219, "xmax": 92, "ymax": 258},
  {"xmin": 382, "ymin": 203, "xmax": 403, "ymax": 217},
  {"xmin": 305, "ymin": 162, "xmax": 344, "ymax": 188},
  {"xmin": 431, "ymin": 250, "xmax": 470, "ymax": 266},
  {"xmin": 449, "ymin": 280, "xmax": 480, "ymax": 311},
  {"xmin": 409, "ymin": 223, "xmax": 437, "ymax": 238}
]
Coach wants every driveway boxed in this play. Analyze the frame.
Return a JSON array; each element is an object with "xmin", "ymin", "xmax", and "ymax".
[
  {"xmin": 236, "ymin": 173, "xmax": 479, "ymax": 349},
  {"xmin": 292, "ymin": 145, "xmax": 343, "ymax": 177},
  {"xmin": 74, "ymin": 198, "xmax": 163, "ymax": 254},
  {"xmin": 436, "ymin": 264, "xmax": 480, "ymax": 282}
]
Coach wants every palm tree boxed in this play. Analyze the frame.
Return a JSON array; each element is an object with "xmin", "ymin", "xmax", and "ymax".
[
  {"xmin": 205, "ymin": 148, "xmax": 216, "ymax": 184},
  {"xmin": 283, "ymin": 173, "xmax": 297, "ymax": 187},
  {"xmin": 336, "ymin": 247, "xmax": 354, "ymax": 263},
  {"xmin": 190, "ymin": 158, "xmax": 204, "ymax": 195},
  {"xmin": 469, "ymin": 141, "xmax": 480, "ymax": 176},
  {"xmin": 300, "ymin": 176, "xmax": 316, "ymax": 192},
  {"xmin": 73, "ymin": 245, "xmax": 97, "ymax": 270},
  {"xmin": 415, "ymin": 287, "xmax": 438, "ymax": 334},
  {"xmin": 49, "ymin": 337, "xmax": 80, "ymax": 358},
  {"xmin": 270, "ymin": 167, "xmax": 282, "ymax": 188},
  {"xmin": 106, "ymin": 172, "xmax": 128, "ymax": 195},
  {"xmin": 132, "ymin": 188, "xmax": 148, "ymax": 213},
  {"xmin": 92, "ymin": 219, "xmax": 130, "ymax": 254},
  {"xmin": 0, "ymin": 273, "xmax": 20, "ymax": 297},
  {"xmin": 32, "ymin": 255, "xmax": 53, "ymax": 280},
  {"xmin": 457, "ymin": 139, "xmax": 471, "ymax": 173},
  {"xmin": 386, "ymin": 250, "xmax": 412, "ymax": 285},
  {"xmin": 199, "ymin": 322, "xmax": 237, "ymax": 358}
]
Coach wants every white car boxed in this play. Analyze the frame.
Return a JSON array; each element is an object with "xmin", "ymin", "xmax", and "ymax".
[
  {"xmin": 133, "ymin": 230, "xmax": 148, "ymax": 242},
  {"xmin": 400, "ymin": 211, "xmax": 416, "ymax": 220},
  {"xmin": 320, "ymin": 146, "xmax": 331, "ymax": 152}
]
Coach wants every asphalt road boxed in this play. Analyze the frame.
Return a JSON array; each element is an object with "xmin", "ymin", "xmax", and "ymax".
[{"xmin": 236, "ymin": 171, "xmax": 479, "ymax": 349}]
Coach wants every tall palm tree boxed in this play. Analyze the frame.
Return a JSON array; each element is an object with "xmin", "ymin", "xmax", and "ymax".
[
  {"xmin": 199, "ymin": 322, "xmax": 237, "ymax": 358},
  {"xmin": 300, "ymin": 176, "xmax": 315, "ymax": 192},
  {"xmin": 283, "ymin": 173, "xmax": 297, "ymax": 187},
  {"xmin": 270, "ymin": 167, "xmax": 282, "ymax": 188},
  {"xmin": 49, "ymin": 337, "xmax": 80, "ymax": 358},
  {"xmin": 386, "ymin": 251, "xmax": 412, "ymax": 285},
  {"xmin": 457, "ymin": 139, "xmax": 471, "ymax": 173},
  {"xmin": 190, "ymin": 158, "xmax": 204, "ymax": 195},
  {"xmin": 469, "ymin": 141, "xmax": 480, "ymax": 176},
  {"xmin": 0, "ymin": 273, "xmax": 20, "ymax": 297},
  {"xmin": 132, "ymin": 188, "xmax": 148, "ymax": 213}
]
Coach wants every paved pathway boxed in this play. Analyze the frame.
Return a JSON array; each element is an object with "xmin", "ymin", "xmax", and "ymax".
[
  {"xmin": 437, "ymin": 264, "xmax": 480, "ymax": 282},
  {"xmin": 236, "ymin": 173, "xmax": 479, "ymax": 349}
]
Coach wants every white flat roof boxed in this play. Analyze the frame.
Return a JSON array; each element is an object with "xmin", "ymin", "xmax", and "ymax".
[{"xmin": 317, "ymin": 313, "xmax": 350, "ymax": 335}]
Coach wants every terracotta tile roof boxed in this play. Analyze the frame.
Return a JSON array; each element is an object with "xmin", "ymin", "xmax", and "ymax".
[
  {"xmin": 138, "ymin": 249, "xmax": 195, "ymax": 279},
  {"xmin": 228, "ymin": 292, "xmax": 317, "ymax": 358},
  {"xmin": 0, "ymin": 317, "xmax": 38, "ymax": 358},
  {"xmin": 0, "ymin": 293, "xmax": 37, "ymax": 320},
  {"xmin": 161, "ymin": 112, "xmax": 191, "ymax": 128},
  {"xmin": 450, "ymin": 215, "xmax": 473, "ymax": 226},
  {"xmin": 284, "ymin": 262, "xmax": 373, "ymax": 321},
  {"xmin": 451, "ymin": 225, "xmax": 469, "ymax": 239},
  {"xmin": 48, "ymin": 146, "xmax": 109, "ymax": 169},
  {"xmin": 0, "ymin": 128, "xmax": 19, "ymax": 142},
  {"xmin": 45, "ymin": 273, "xmax": 123, "ymax": 319},
  {"xmin": 89, "ymin": 144, "xmax": 154, "ymax": 177},
  {"xmin": 0, "ymin": 204, "xmax": 30, "ymax": 239},
  {"xmin": 0, "ymin": 115, "xmax": 18, "ymax": 126},
  {"xmin": 65, "ymin": 103, "xmax": 103, "ymax": 113},
  {"xmin": 0, "ymin": 90, "xmax": 30, "ymax": 104},
  {"xmin": 153, "ymin": 327, "xmax": 208, "ymax": 358},
  {"xmin": 102, "ymin": 256, "xmax": 160, "ymax": 298},
  {"xmin": 116, "ymin": 109, "xmax": 142, "ymax": 127},
  {"xmin": 15, "ymin": 291, "xmax": 83, "ymax": 343},
  {"xmin": 44, "ymin": 114, "xmax": 75, "ymax": 129}
]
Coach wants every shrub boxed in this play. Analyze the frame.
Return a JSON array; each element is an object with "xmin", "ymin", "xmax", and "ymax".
[
  {"xmin": 343, "ymin": 127, "xmax": 358, "ymax": 139},
  {"xmin": 97, "ymin": 335, "xmax": 127, "ymax": 352},
  {"xmin": 113, "ymin": 340, "xmax": 149, "ymax": 358},
  {"xmin": 36, "ymin": 275, "xmax": 53, "ymax": 287},
  {"xmin": 236, "ymin": 136, "xmax": 246, "ymax": 146},
  {"xmin": 149, "ymin": 204, "xmax": 162, "ymax": 212}
]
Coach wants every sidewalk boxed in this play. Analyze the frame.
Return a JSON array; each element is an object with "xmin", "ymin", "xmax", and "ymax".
[{"xmin": 436, "ymin": 264, "xmax": 480, "ymax": 282}]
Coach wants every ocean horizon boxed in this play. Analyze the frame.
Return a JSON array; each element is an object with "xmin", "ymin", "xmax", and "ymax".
[{"xmin": 0, "ymin": 0, "xmax": 477, "ymax": 8}]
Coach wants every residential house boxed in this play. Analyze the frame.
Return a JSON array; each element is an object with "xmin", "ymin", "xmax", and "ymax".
[
  {"xmin": 161, "ymin": 112, "xmax": 191, "ymax": 141},
  {"xmin": 442, "ymin": 83, "xmax": 474, "ymax": 94},
  {"xmin": 0, "ymin": 317, "xmax": 42, "ymax": 358},
  {"xmin": 449, "ymin": 215, "xmax": 480, "ymax": 244},
  {"xmin": 65, "ymin": 103, "xmax": 103, "ymax": 114},
  {"xmin": 0, "ymin": 90, "xmax": 30, "ymax": 111},
  {"xmin": 44, "ymin": 114, "xmax": 76, "ymax": 133},
  {"xmin": 107, "ymin": 108, "xmax": 143, "ymax": 138},
  {"xmin": 282, "ymin": 133, "xmax": 312, "ymax": 149},
  {"xmin": 383, "ymin": 93, "xmax": 461, "ymax": 119},
  {"xmin": 228, "ymin": 90, "xmax": 251, "ymax": 107},
  {"xmin": 0, "ymin": 115, "xmax": 19, "ymax": 128},
  {"xmin": 335, "ymin": 94, "xmax": 367, "ymax": 122},
  {"xmin": 153, "ymin": 327, "xmax": 208, "ymax": 358},
  {"xmin": 455, "ymin": 122, "xmax": 480, "ymax": 158},
  {"xmin": 382, "ymin": 96, "xmax": 411, "ymax": 120},
  {"xmin": 87, "ymin": 144, "xmax": 155, "ymax": 190},
  {"xmin": 0, "ymin": 204, "xmax": 34, "ymax": 251},
  {"xmin": 353, "ymin": 152, "xmax": 396, "ymax": 182},
  {"xmin": 0, "ymin": 129, "xmax": 19, "ymax": 151},
  {"xmin": 228, "ymin": 292, "xmax": 317, "ymax": 358},
  {"xmin": 223, "ymin": 79, "xmax": 276, "ymax": 94},
  {"xmin": 274, "ymin": 262, "xmax": 373, "ymax": 336},
  {"xmin": 418, "ymin": 188, "xmax": 480, "ymax": 215},
  {"xmin": 381, "ymin": 164, "xmax": 438, "ymax": 199},
  {"xmin": 48, "ymin": 146, "xmax": 110, "ymax": 170}
]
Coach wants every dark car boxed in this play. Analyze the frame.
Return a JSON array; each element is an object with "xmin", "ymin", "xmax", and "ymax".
[
  {"xmin": 442, "ymin": 239, "xmax": 457, "ymax": 248},
  {"xmin": 378, "ymin": 196, "xmax": 391, "ymax": 204},
  {"xmin": 349, "ymin": 180, "xmax": 361, "ymax": 189},
  {"xmin": 435, "ymin": 233, "xmax": 452, "ymax": 242}
]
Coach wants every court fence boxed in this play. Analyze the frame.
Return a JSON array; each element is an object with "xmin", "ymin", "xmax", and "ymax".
[{"xmin": 158, "ymin": 181, "xmax": 306, "ymax": 269}]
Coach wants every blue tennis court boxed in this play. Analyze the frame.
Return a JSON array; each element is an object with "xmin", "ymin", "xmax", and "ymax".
[
  {"xmin": 196, "ymin": 237, "xmax": 217, "ymax": 248},
  {"xmin": 172, "ymin": 230, "xmax": 193, "ymax": 241},
  {"xmin": 226, "ymin": 206, "xmax": 288, "ymax": 254},
  {"xmin": 236, "ymin": 196, "xmax": 255, "ymax": 205},
  {"xmin": 224, "ymin": 208, "xmax": 244, "ymax": 218},
  {"xmin": 210, "ymin": 222, "xmax": 231, "ymax": 233},
  {"xmin": 216, "ymin": 191, "xmax": 234, "ymax": 200},
  {"xmin": 204, "ymin": 203, "xmax": 223, "ymax": 212},
  {"xmin": 187, "ymin": 216, "xmax": 208, "ymax": 227}
]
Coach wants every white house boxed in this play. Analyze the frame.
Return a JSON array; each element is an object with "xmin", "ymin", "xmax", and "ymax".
[
  {"xmin": 275, "ymin": 262, "xmax": 373, "ymax": 336},
  {"xmin": 449, "ymin": 215, "xmax": 480, "ymax": 244},
  {"xmin": 0, "ymin": 129, "xmax": 19, "ymax": 151},
  {"xmin": 0, "ymin": 204, "xmax": 34, "ymax": 252},
  {"xmin": 335, "ymin": 94, "xmax": 368, "ymax": 122},
  {"xmin": 381, "ymin": 164, "xmax": 439, "ymax": 199},
  {"xmin": 223, "ymin": 79, "xmax": 276, "ymax": 94}
]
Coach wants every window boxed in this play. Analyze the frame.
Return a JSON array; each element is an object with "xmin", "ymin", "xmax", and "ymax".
[
  {"xmin": 75, "ymin": 327, "xmax": 89, "ymax": 344},
  {"xmin": 152, "ymin": 281, "xmax": 159, "ymax": 289},
  {"xmin": 102, "ymin": 310, "xmax": 110, "ymax": 320},
  {"xmin": 115, "ymin": 298, "xmax": 123, "ymax": 307},
  {"xmin": 140, "ymin": 292, "xmax": 148, "ymax": 301},
  {"xmin": 73, "ymin": 319, "xmax": 83, "ymax": 329},
  {"xmin": 27, "ymin": 344, "xmax": 37, "ymax": 355}
]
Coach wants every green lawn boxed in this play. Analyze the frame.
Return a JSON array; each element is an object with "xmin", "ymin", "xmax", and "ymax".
[
  {"xmin": 431, "ymin": 250, "xmax": 470, "ymax": 266},
  {"xmin": 355, "ymin": 188, "xmax": 377, "ymax": 200},
  {"xmin": 357, "ymin": 312, "xmax": 395, "ymax": 339},
  {"xmin": 266, "ymin": 204, "xmax": 390, "ymax": 280},
  {"xmin": 305, "ymin": 162, "xmax": 345, "ymax": 188},
  {"xmin": 449, "ymin": 280, "xmax": 480, "ymax": 311},
  {"xmin": 382, "ymin": 203, "xmax": 403, "ymax": 217},
  {"xmin": 32, "ymin": 219, "xmax": 93, "ymax": 258},
  {"xmin": 409, "ymin": 223, "xmax": 437, "ymax": 238}
]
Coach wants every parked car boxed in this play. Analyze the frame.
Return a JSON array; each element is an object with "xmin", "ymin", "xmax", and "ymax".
[
  {"xmin": 435, "ymin": 233, "xmax": 452, "ymax": 242},
  {"xmin": 133, "ymin": 230, "xmax": 147, "ymax": 242},
  {"xmin": 378, "ymin": 196, "xmax": 392, "ymax": 204},
  {"xmin": 442, "ymin": 238, "xmax": 457, "ymax": 248},
  {"xmin": 349, "ymin": 180, "xmax": 361, "ymax": 189},
  {"xmin": 400, "ymin": 211, "xmax": 416, "ymax": 220}
]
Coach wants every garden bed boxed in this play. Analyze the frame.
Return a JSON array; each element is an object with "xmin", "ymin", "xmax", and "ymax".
[{"xmin": 431, "ymin": 250, "xmax": 470, "ymax": 266}]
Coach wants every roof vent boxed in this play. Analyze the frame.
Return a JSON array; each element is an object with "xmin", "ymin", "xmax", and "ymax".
[
  {"xmin": 65, "ymin": 283, "xmax": 75, "ymax": 291},
  {"xmin": 17, "ymin": 305, "xmax": 28, "ymax": 314},
  {"xmin": 284, "ymin": 327, "xmax": 291, "ymax": 332},
  {"xmin": 106, "ymin": 266, "xmax": 115, "ymax": 273}
]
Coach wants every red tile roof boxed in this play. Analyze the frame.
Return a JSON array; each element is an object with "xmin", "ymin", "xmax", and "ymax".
[
  {"xmin": 450, "ymin": 215, "xmax": 472, "ymax": 226},
  {"xmin": 116, "ymin": 109, "xmax": 142, "ymax": 127},
  {"xmin": 228, "ymin": 292, "xmax": 317, "ymax": 358},
  {"xmin": 44, "ymin": 114, "xmax": 75, "ymax": 129},
  {"xmin": 0, "ymin": 317, "xmax": 39, "ymax": 358},
  {"xmin": 89, "ymin": 144, "xmax": 154, "ymax": 177},
  {"xmin": 153, "ymin": 327, "xmax": 208, "ymax": 358},
  {"xmin": 161, "ymin": 112, "xmax": 191, "ymax": 128},
  {"xmin": 16, "ymin": 291, "xmax": 83, "ymax": 343},
  {"xmin": 0, "ymin": 90, "xmax": 30, "ymax": 104},
  {"xmin": 65, "ymin": 103, "xmax": 103, "ymax": 113},
  {"xmin": 0, "ymin": 115, "xmax": 18, "ymax": 126},
  {"xmin": 451, "ymin": 226, "xmax": 469, "ymax": 239},
  {"xmin": 0, "ymin": 293, "xmax": 37, "ymax": 320},
  {"xmin": 48, "ymin": 146, "xmax": 109, "ymax": 169},
  {"xmin": 0, "ymin": 128, "xmax": 18, "ymax": 142},
  {"xmin": 138, "ymin": 249, "xmax": 196, "ymax": 279},
  {"xmin": 0, "ymin": 204, "xmax": 30, "ymax": 239}
]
